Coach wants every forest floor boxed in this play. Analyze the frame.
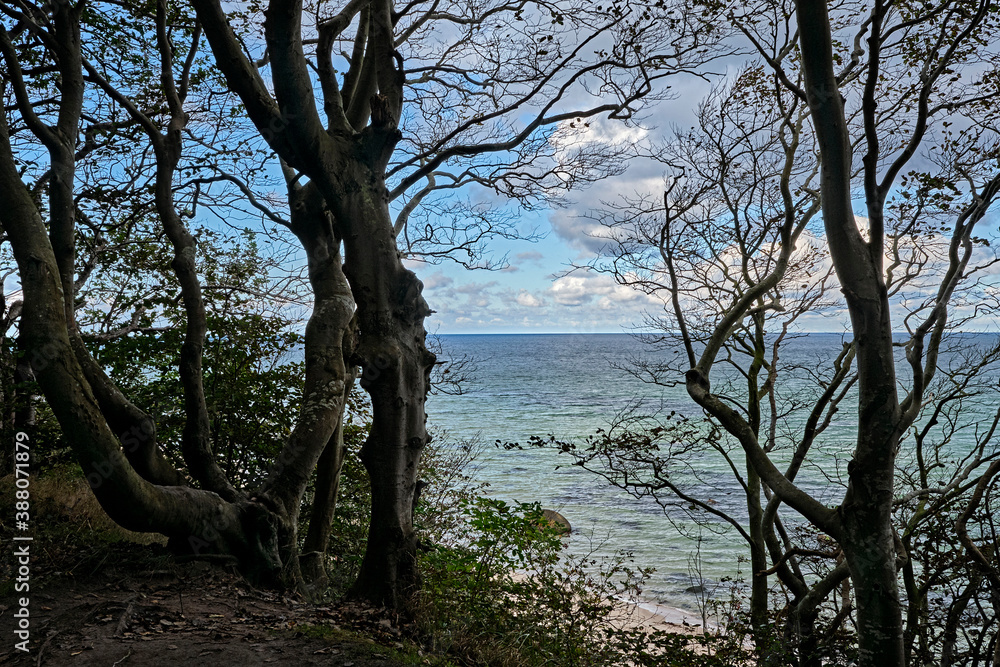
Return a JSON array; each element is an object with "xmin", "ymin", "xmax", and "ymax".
[
  {"xmin": 0, "ymin": 542, "xmax": 441, "ymax": 667},
  {"xmin": 0, "ymin": 474, "xmax": 443, "ymax": 667}
]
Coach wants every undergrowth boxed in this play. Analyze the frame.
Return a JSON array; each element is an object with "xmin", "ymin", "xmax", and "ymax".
[{"xmin": 311, "ymin": 430, "xmax": 751, "ymax": 666}]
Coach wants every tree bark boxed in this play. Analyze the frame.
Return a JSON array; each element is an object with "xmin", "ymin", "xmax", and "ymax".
[
  {"xmin": 69, "ymin": 333, "xmax": 186, "ymax": 487},
  {"xmin": 337, "ymin": 177, "xmax": 435, "ymax": 608},
  {"xmin": 299, "ymin": 388, "xmax": 351, "ymax": 592},
  {"xmin": 191, "ymin": 0, "xmax": 435, "ymax": 606},
  {"xmin": 300, "ymin": 321, "xmax": 357, "ymax": 595},
  {"xmin": 255, "ymin": 182, "xmax": 356, "ymax": 592},
  {"xmin": 793, "ymin": 2, "xmax": 905, "ymax": 664}
]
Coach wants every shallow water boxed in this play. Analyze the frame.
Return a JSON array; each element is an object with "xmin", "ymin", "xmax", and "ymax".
[{"xmin": 425, "ymin": 332, "xmax": 999, "ymax": 609}]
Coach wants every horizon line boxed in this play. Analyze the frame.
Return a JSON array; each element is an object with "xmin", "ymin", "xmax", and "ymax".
[{"xmin": 432, "ymin": 330, "xmax": 1000, "ymax": 336}]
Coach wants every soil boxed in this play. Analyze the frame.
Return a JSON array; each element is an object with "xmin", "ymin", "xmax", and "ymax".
[{"xmin": 0, "ymin": 544, "xmax": 433, "ymax": 667}]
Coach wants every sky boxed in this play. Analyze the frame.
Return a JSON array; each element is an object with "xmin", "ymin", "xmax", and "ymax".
[
  {"xmin": 406, "ymin": 228, "xmax": 669, "ymax": 335},
  {"xmin": 4, "ymin": 17, "xmax": 997, "ymax": 339},
  {"xmin": 402, "ymin": 78, "xmax": 1000, "ymax": 337},
  {"xmin": 405, "ymin": 80, "xmax": 715, "ymax": 336}
]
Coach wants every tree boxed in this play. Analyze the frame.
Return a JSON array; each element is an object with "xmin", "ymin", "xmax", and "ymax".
[
  {"xmin": 185, "ymin": 0, "xmax": 727, "ymax": 607},
  {"xmin": 787, "ymin": 2, "xmax": 999, "ymax": 663},
  {"xmin": 577, "ymin": 1, "xmax": 1000, "ymax": 664},
  {"xmin": 0, "ymin": 0, "xmax": 725, "ymax": 610},
  {"xmin": 0, "ymin": 0, "xmax": 354, "ymax": 590}
]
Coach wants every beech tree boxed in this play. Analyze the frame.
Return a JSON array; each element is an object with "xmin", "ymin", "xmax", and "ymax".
[
  {"xmin": 183, "ymin": 0, "xmax": 729, "ymax": 607},
  {"xmin": 0, "ymin": 0, "xmax": 726, "ymax": 611},
  {"xmin": 787, "ymin": 2, "xmax": 1000, "ymax": 663},
  {"xmin": 579, "ymin": 0, "xmax": 1000, "ymax": 665},
  {"xmin": 573, "ymin": 67, "xmax": 850, "ymax": 665},
  {"xmin": 0, "ymin": 0, "xmax": 315, "ymax": 586}
]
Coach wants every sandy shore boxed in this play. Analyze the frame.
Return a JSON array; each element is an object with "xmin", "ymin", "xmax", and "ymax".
[
  {"xmin": 609, "ymin": 596, "xmax": 713, "ymax": 637},
  {"xmin": 507, "ymin": 571, "xmax": 718, "ymax": 640}
]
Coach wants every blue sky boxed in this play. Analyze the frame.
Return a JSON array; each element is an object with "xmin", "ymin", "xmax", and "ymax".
[
  {"xmin": 403, "ymin": 79, "xmax": 1000, "ymax": 336},
  {"xmin": 405, "ymin": 88, "xmax": 708, "ymax": 335},
  {"xmin": 407, "ymin": 217, "xmax": 667, "ymax": 334}
]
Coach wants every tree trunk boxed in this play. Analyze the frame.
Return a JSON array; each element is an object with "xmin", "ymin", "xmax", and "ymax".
[
  {"xmin": 191, "ymin": 0, "xmax": 434, "ymax": 606},
  {"xmin": 793, "ymin": 1, "xmax": 905, "ymax": 663},
  {"xmin": 838, "ymin": 310, "xmax": 904, "ymax": 665},
  {"xmin": 0, "ymin": 59, "xmax": 310, "ymax": 590},
  {"xmin": 69, "ymin": 333, "xmax": 186, "ymax": 487},
  {"xmin": 300, "ymin": 310, "xmax": 357, "ymax": 595},
  {"xmin": 746, "ymin": 317, "xmax": 779, "ymax": 663},
  {"xmin": 0, "ymin": 181, "xmax": 285, "ymax": 582},
  {"xmin": 787, "ymin": 560, "xmax": 850, "ymax": 667},
  {"xmin": 299, "ymin": 386, "xmax": 352, "ymax": 594},
  {"xmin": 746, "ymin": 464, "xmax": 777, "ymax": 661},
  {"xmin": 254, "ymin": 183, "xmax": 356, "ymax": 592},
  {"xmin": 341, "ymin": 179, "xmax": 435, "ymax": 608}
]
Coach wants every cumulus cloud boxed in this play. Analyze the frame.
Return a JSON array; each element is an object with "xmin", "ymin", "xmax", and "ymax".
[
  {"xmin": 549, "ymin": 275, "xmax": 593, "ymax": 306},
  {"xmin": 515, "ymin": 290, "xmax": 543, "ymax": 307},
  {"xmin": 549, "ymin": 272, "xmax": 655, "ymax": 307},
  {"xmin": 455, "ymin": 281, "xmax": 498, "ymax": 295},
  {"xmin": 412, "ymin": 265, "xmax": 665, "ymax": 332},
  {"xmin": 420, "ymin": 271, "xmax": 454, "ymax": 289},
  {"xmin": 547, "ymin": 169, "xmax": 670, "ymax": 254}
]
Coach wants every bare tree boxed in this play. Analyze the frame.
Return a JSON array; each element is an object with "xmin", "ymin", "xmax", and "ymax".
[
  {"xmin": 574, "ymin": 67, "xmax": 855, "ymax": 666},
  {"xmin": 575, "ymin": 1, "xmax": 1000, "ymax": 664}
]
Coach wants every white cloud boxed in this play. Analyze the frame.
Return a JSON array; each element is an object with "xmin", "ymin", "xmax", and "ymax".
[
  {"xmin": 549, "ymin": 275, "xmax": 594, "ymax": 306},
  {"xmin": 421, "ymin": 271, "xmax": 454, "ymax": 289},
  {"xmin": 548, "ymin": 271, "xmax": 657, "ymax": 307},
  {"xmin": 515, "ymin": 250, "xmax": 545, "ymax": 263},
  {"xmin": 412, "ymin": 266, "xmax": 667, "ymax": 333},
  {"xmin": 516, "ymin": 290, "xmax": 543, "ymax": 307},
  {"xmin": 455, "ymin": 281, "xmax": 498, "ymax": 294}
]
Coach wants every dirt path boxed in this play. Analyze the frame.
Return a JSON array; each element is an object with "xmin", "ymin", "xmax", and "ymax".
[{"xmin": 1, "ymin": 547, "xmax": 429, "ymax": 667}]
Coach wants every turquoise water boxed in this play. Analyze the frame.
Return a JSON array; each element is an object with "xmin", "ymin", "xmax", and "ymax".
[{"xmin": 425, "ymin": 333, "xmax": 1000, "ymax": 609}]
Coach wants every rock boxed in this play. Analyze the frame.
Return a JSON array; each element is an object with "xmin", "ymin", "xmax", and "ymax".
[{"xmin": 540, "ymin": 509, "xmax": 571, "ymax": 535}]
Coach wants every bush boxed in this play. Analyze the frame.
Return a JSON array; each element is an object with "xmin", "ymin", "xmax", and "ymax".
[
  {"xmin": 308, "ymin": 425, "xmax": 744, "ymax": 665},
  {"xmin": 413, "ymin": 497, "xmax": 730, "ymax": 666}
]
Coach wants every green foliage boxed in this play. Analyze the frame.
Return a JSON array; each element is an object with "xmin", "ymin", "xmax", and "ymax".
[
  {"xmin": 317, "ymin": 431, "xmax": 730, "ymax": 665},
  {"xmin": 4, "ymin": 225, "xmax": 307, "ymax": 483},
  {"xmin": 85, "ymin": 228, "xmax": 306, "ymax": 485},
  {"xmin": 413, "ymin": 435, "xmax": 491, "ymax": 545},
  {"xmin": 413, "ymin": 497, "xmax": 730, "ymax": 667}
]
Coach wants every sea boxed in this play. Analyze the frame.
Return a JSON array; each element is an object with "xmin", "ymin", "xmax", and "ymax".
[{"xmin": 424, "ymin": 332, "xmax": 1000, "ymax": 612}]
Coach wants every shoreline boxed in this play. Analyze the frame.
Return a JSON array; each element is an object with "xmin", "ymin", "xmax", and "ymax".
[{"xmin": 612, "ymin": 595, "xmax": 716, "ymax": 636}]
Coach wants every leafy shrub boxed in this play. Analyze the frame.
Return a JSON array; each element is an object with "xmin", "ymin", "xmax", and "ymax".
[{"xmin": 413, "ymin": 497, "xmax": 732, "ymax": 666}]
